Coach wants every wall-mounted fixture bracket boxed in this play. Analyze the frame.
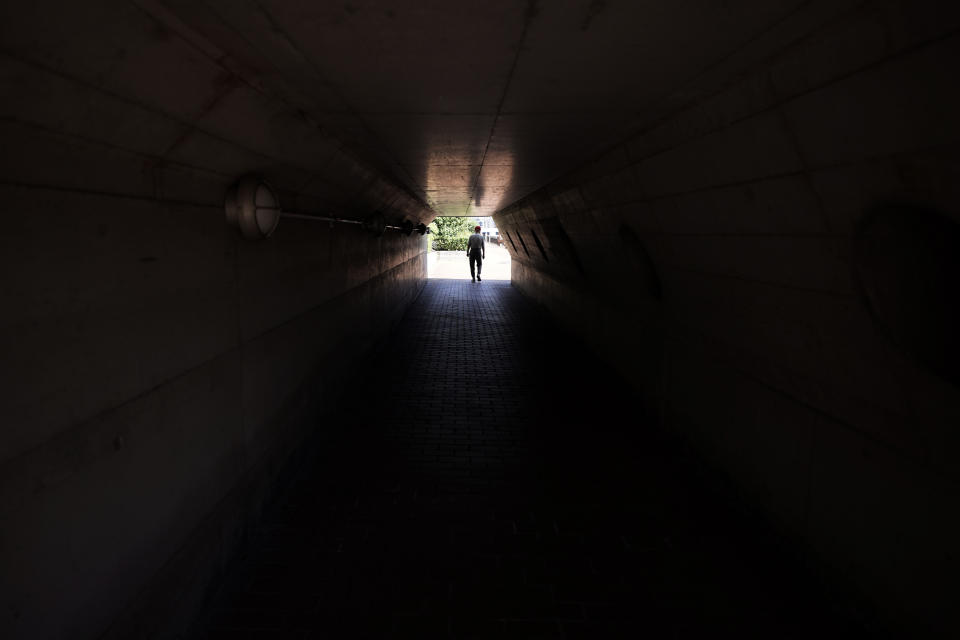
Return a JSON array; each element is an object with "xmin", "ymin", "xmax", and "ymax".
[
  {"xmin": 362, "ymin": 212, "xmax": 387, "ymax": 237},
  {"xmin": 225, "ymin": 176, "xmax": 281, "ymax": 240},
  {"xmin": 226, "ymin": 175, "xmax": 425, "ymax": 241}
]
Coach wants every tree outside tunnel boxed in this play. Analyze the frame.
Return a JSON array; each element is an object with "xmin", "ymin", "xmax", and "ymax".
[{"xmin": 429, "ymin": 216, "xmax": 479, "ymax": 251}]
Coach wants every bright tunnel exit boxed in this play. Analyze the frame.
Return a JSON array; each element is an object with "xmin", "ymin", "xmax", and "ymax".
[{"xmin": 427, "ymin": 216, "xmax": 512, "ymax": 281}]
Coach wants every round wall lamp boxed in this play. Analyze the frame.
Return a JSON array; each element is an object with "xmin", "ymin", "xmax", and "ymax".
[{"xmin": 225, "ymin": 176, "xmax": 281, "ymax": 240}]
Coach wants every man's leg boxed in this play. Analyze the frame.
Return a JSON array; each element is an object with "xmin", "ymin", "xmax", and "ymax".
[
  {"xmin": 475, "ymin": 254, "xmax": 482, "ymax": 280},
  {"xmin": 469, "ymin": 252, "xmax": 477, "ymax": 280}
]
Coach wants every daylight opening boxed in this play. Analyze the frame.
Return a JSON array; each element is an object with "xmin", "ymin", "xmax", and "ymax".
[{"xmin": 427, "ymin": 216, "xmax": 511, "ymax": 281}]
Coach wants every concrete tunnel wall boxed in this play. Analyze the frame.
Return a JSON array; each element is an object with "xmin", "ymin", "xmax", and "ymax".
[
  {"xmin": 494, "ymin": 2, "xmax": 960, "ymax": 633},
  {"xmin": 0, "ymin": 4, "xmax": 432, "ymax": 637}
]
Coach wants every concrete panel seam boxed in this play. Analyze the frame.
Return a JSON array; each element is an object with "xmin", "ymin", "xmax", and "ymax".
[
  {"xmin": 663, "ymin": 324, "xmax": 955, "ymax": 481},
  {"xmin": 0, "ymin": 179, "xmax": 224, "ymax": 211},
  {"xmin": 624, "ymin": 25, "xmax": 960, "ymax": 170},
  {"xmin": 244, "ymin": 3, "xmax": 429, "ymax": 208},
  {"xmin": 0, "ymin": 47, "xmax": 431, "ymax": 218},
  {"xmin": 468, "ymin": 1, "xmax": 540, "ymax": 216},
  {"xmin": 0, "ymin": 254, "xmax": 426, "ymax": 482}
]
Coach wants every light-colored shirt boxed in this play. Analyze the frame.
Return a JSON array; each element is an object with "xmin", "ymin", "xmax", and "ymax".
[{"xmin": 468, "ymin": 233, "xmax": 485, "ymax": 254}]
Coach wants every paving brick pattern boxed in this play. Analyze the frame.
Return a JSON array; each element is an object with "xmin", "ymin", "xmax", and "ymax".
[{"xmin": 191, "ymin": 279, "xmax": 864, "ymax": 639}]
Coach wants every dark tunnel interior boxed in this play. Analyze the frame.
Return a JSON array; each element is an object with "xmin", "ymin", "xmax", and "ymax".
[{"xmin": 1, "ymin": 1, "xmax": 959, "ymax": 638}]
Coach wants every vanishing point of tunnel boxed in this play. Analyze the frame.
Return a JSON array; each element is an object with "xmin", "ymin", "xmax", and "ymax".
[{"xmin": 1, "ymin": 1, "xmax": 959, "ymax": 638}]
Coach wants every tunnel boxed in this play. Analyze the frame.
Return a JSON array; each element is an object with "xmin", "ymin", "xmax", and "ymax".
[{"xmin": 2, "ymin": 1, "xmax": 959, "ymax": 637}]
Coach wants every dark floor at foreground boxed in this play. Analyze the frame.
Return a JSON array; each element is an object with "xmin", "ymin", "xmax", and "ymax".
[{"xmin": 192, "ymin": 279, "xmax": 866, "ymax": 639}]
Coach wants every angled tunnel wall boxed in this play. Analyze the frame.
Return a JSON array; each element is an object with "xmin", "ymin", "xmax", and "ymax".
[
  {"xmin": 495, "ymin": 1, "xmax": 960, "ymax": 632},
  {"xmin": 0, "ymin": 3, "xmax": 432, "ymax": 637}
]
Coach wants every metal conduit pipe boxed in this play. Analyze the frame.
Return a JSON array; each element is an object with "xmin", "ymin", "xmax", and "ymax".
[
  {"xmin": 280, "ymin": 212, "xmax": 424, "ymax": 234},
  {"xmin": 225, "ymin": 175, "xmax": 428, "ymax": 240}
]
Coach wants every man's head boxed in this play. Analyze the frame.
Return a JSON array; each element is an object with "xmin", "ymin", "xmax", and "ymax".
[{"xmin": 474, "ymin": 225, "xmax": 481, "ymax": 232}]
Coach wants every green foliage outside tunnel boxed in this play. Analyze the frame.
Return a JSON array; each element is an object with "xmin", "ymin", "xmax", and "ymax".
[{"xmin": 429, "ymin": 216, "xmax": 478, "ymax": 251}]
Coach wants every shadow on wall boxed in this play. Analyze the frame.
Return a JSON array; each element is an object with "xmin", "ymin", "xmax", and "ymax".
[
  {"xmin": 619, "ymin": 223, "xmax": 663, "ymax": 301},
  {"xmin": 542, "ymin": 217, "xmax": 587, "ymax": 276},
  {"xmin": 853, "ymin": 205, "xmax": 960, "ymax": 386}
]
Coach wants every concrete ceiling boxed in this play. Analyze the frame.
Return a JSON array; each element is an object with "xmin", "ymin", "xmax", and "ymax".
[{"xmin": 153, "ymin": 0, "xmax": 804, "ymax": 217}]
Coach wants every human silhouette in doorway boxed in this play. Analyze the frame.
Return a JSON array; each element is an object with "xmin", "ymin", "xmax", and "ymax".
[{"xmin": 467, "ymin": 225, "xmax": 485, "ymax": 282}]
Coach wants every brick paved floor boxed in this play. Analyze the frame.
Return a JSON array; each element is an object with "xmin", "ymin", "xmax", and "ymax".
[{"xmin": 191, "ymin": 279, "xmax": 867, "ymax": 639}]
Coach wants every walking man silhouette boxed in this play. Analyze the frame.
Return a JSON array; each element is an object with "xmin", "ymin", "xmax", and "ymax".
[{"xmin": 467, "ymin": 225, "xmax": 485, "ymax": 282}]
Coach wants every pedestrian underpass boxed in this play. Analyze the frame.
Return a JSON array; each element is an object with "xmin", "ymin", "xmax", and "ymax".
[{"xmin": 2, "ymin": 1, "xmax": 958, "ymax": 637}]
